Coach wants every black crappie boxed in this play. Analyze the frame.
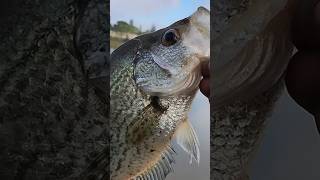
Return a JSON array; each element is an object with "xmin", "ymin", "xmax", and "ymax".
[{"xmin": 98, "ymin": 7, "xmax": 208, "ymax": 180}]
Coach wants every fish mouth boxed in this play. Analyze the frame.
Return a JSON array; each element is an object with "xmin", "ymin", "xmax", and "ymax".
[
  {"xmin": 134, "ymin": 7, "xmax": 210, "ymax": 97},
  {"xmin": 138, "ymin": 56, "xmax": 207, "ymax": 97},
  {"xmin": 181, "ymin": 7, "xmax": 210, "ymax": 58},
  {"xmin": 190, "ymin": 7, "xmax": 210, "ymax": 41}
]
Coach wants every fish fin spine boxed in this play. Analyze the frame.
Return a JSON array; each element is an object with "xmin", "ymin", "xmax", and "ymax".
[
  {"xmin": 133, "ymin": 145, "xmax": 176, "ymax": 180},
  {"xmin": 176, "ymin": 118, "xmax": 200, "ymax": 164}
]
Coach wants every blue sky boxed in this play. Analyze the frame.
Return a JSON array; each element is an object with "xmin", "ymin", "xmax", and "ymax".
[{"xmin": 111, "ymin": 0, "xmax": 210, "ymax": 31}]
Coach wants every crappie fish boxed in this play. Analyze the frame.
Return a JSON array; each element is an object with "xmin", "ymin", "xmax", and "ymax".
[
  {"xmin": 84, "ymin": 7, "xmax": 209, "ymax": 180},
  {"xmin": 211, "ymin": 0, "xmax": 296, "ymax": 179}
]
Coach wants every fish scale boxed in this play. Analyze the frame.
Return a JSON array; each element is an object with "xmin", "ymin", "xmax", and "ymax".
[
  {"xmin": 110, "ymin": 65, "xmax": 147, "ymax": 177},
  {"xmin": 109, "ymin": 42, "xmax": 200, "ymax": 180}
]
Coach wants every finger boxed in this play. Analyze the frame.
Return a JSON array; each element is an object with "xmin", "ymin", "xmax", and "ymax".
[
  {"xmin": 285, "ymin": 51, "xmax": 320, "ymax": 112},
  {"xmin": 199, "ymin": 78, "xmax": 210, "ymax": 98},
  {"xmin": 201, "ymin": 61, "xmax": 210, "ymax": 78},
  {"xmin": 285, "ymin": 50, "xmax": 320, "ymax": 133}
]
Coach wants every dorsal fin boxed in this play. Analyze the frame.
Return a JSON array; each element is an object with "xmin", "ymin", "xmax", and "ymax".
[
  {"xmin": 176, "ymin": 119, "xmax": 200, "ymax": 164},
  {"xmin": 133, "ymin": 146, "xmax": 176, "ymax": 180}
]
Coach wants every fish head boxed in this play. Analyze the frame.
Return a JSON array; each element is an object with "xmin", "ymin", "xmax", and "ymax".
[{"xmin": 133, "ymin": 7, "xmax": 210, "ymax": 97}]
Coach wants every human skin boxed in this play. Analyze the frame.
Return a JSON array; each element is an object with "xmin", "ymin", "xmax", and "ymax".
[
  {"xmin": 285, "ymin": 51, "xmax": 320, "ymax": 132},
  {"xmin": 285, "ymin": 0, "xmax": 320, "ymax": 132},
  {"xmin": 199, "ymin": 61, "xmax": 210, "ymax": 98}
]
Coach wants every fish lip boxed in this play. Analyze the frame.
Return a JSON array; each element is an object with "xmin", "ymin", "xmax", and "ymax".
[
  {"xmin": 190, "ymin": 7, "xmax": 210, "ymax": 39},
  {"xmin": 150, "ymin": 51, "xmax": 179, "ymax": 76},
  {"xmin": 196, "ymin": 55, "xmax": 210, "ymax": 63},
  {"xmin": 139, "ymin": 71, "xmax": 202, "ymax": 97},
  {"xmin": 134, "ymin": 7, "xmax": 210, "ymax": 97},
  {"xmin": 136, "ymin": 56, "xmax": 203, "ymax": 97},
  {"xmin": 192, "ymin": 6, "xmax": 210, "ymax": 18}
]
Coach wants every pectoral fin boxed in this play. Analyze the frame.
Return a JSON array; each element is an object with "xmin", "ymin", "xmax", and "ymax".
[{"xmin": 176, "ymin": 119, "xmax": 200, "ymax": 164}]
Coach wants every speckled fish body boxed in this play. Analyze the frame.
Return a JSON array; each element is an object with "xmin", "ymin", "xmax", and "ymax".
[{"xmin": 109, "ymin": 7, "xmax": 209, "ymax": 180}]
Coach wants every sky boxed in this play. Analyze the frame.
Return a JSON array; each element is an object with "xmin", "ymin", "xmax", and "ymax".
[{"xmin": 111, "ymin": 0, "xmax": 210, "ymax": 31}]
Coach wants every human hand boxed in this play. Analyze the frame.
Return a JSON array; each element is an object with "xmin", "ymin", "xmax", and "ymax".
[
  {"xmin": 285, "ymin": 0, "xmax": 320, "ymax": 133},
  {"xmin": 199, "ymin": 61, "xmax": 210, "ymax": 98}
]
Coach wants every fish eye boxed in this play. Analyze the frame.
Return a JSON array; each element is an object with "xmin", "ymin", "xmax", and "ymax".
[{"xmin": 161, "ymin": 29, "xmax": 180, "ymax": 46}]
